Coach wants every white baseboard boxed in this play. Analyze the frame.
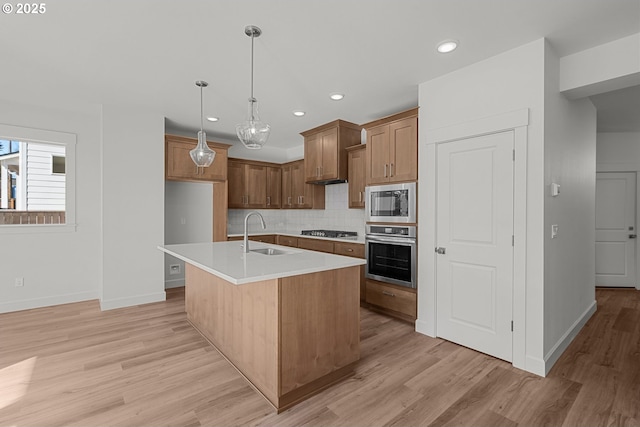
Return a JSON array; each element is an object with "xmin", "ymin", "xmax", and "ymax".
[
  {"xmin": 414, "ymin": 318, "xmax": 435, "ymax": 337},
  {"xmin": 543, "ymin": 300, "xmax": 597, "ymax": 375},
  {"xmin": 100, "ymin": 291, "xmax": 166, "ymax": 311},
  {"xmin": 164, "ymin": 278, "xmax": 185, "ymax": 289},
  {"xmin": 0, "ymin": 290, "xmax": 99, "ymax": 314},
  {"xmin": 524, "ymin": 356, "xmax": 546, "ymax": 377}
]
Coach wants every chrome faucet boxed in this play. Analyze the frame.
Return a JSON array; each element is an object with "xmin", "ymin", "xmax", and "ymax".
[{"xmin": 243, "ymin": 211, "xmax": 266, "ymax": 253}]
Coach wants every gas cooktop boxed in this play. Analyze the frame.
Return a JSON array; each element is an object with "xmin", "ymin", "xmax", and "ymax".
[{"xmin": 301, "ymin": 230, "xmax": 358, "ymax": 239}]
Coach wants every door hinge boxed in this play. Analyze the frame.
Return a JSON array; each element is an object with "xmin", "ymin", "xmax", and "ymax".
[
  {"xmin": 512, "ymin": 235, "xmax": 514, "ymax": 246},
  {"xmin": 511, "ymin": 320, "xmax": 514, "ymax": 332},
  {"xmin": 513, "ymin": 149, "xmax": 515, "ymax": 161}
]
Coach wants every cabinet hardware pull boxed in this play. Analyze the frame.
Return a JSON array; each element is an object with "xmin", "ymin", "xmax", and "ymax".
[
  {"xmin": 384, "ymin": 164, "xmax": 387, "ymax": 177},
  {"xmin": 267, "ymin": 196, "xmax": 271, "ymax": 206},
  {"xmin": 390, "ymin": 163, "xmax": 394, "ymax": 177},
  {"xmin": 382, "ymin": 290, "xmax": 396, "ymax": 297},
  {"xmin": 288, "ymin": 196, "xmax": 291, "ymax": 205},
  {"xmin": 347, "ymin": 248, "xmax": 353, "ymax": 252},
  {"xmin": 359, "ymin": 191, "xmax": 362, "ymax": 202}
]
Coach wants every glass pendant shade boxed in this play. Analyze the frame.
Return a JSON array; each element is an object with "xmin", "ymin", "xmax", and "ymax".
[
  {"xmin": 236, "ymin": 97, "xmax": 270, "ymax": 149},
  {"xmin": 237, "ymin": 25, "xmax": 270, "ymax": 150},
  {"xmin": 190, "ymin": 130, "xmax": 215, "ymax": 167},
  {"xmin": 190, "ymin": 80, "xmax": 215, "ymax": 167}
]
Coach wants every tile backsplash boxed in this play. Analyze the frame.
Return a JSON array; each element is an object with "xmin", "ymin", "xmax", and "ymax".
[{"xmin": 228, "ymin": 183, "xmax": 365, "ymax": 237}]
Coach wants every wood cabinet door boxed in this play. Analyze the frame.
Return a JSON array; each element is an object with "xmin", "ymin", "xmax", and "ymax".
[
  {"xmin": 227, "ymin": 161, "xmax": 246, "ymax": 208},
  {"xmin": 277, "ymin": 235, "xmax": 298, "ymax": 247},
  {"xmin": 245, "ymin": 164, "xmax": 267, "ymax": 208},
  {"xmin": 297, "ymin": 237, "xmax": 334, "ymax": 253},
  {"xmin": 347, "ymin": 146, "xmax": 366, "ymax": 208},
  {"xmin": 266, "ymin": 166, "xmax": 281, "ymax": 208},
  {"xmin": 319, "ymin": 127, "xmax": 338, "ymax": 180},
  {"xmin": 281, "ymin": 164, "xmax": 293, "ymax": 208},
  {"xmin": 291, "ymin": 161, "xmax": 305, "ymax": 207},
  {"xmin": 166, "ymin": 141, "xmax": 199, "ymax": 180},
  {"xmin": 365, "ymin": 125, "xmax": 390, "ymax": 185},
  {"xmin": 304, "ymin": 134, "xmax": 322, "ymax": 182},
  {"xmin": 166, "ymin": 135, "xmax": 230, "ymax": 183},
  {"xmin": 198, "ymin": 147, "xmax": 228, "ymax": 181},
  {"xmin": 388, "ymin": 116, "xmax": 418, "ymax": 182}
]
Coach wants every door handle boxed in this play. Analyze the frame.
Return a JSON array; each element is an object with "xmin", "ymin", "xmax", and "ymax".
[
  {"xmin": 435, "ymin": 247, "xmax": 446, "ymax": 254},
  {"xmin": 630, "ymin": 234, "xmax": 637, "ymax": 239}
]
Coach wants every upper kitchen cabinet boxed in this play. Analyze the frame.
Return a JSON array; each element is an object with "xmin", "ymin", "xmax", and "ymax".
[
  {"xmin": 165, "ymin": 134, "xmax": 229, "ymax": 182},
  {"xmin": 346, "ymin": 144, "xmax": 366, "ymax": 209},
  {"xmin": 302, "ymin": 120, "xmax": 362, "ymax": 184},
  {"xmin": 266, "ymin": 166, "xmax": 282, "ymax": 208},
  {"xmin": 363, "ymin": 108, "xmax": 418, "ymax": 185},
  {"xmin": 282, "ymin": 160, "xmax": 325, "ymax": 209},
  {"xmin": 228, "ymin": 159, "xmax": 280, "ymax": 209}
]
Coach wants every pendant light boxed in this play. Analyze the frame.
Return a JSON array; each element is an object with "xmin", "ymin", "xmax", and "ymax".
[
  {"xmin": 236, "ymin": 25, "xmax": 270, "ymax": 149},
  {"xmin": 190, "ymin": 80, "xmax": 216, "ymax": 168}
]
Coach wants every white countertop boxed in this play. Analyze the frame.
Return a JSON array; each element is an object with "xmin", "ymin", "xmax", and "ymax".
[{"xmin": 159, "ymin": 241, "xmax": 365, "ymax": 285}]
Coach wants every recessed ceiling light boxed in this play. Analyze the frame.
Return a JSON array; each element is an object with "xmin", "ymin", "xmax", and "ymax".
[
  {"xmin": 293, "ymin": 111, "xmax": 306, "ymax": 117},
  {"xmin": 206, "ymin": 116, "xmax": 219, "ymax": 122},
  {"xmin": 330, "ymin": 93, "xmax": 344, "ymax": 101},
  {"xmin": 437, "ymin": 39, "xmax": 458, "ymax": 53}
]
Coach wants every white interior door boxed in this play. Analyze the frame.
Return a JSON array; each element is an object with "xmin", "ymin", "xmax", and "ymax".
[
  {"xmin": 595, "ymin": 172, "xmax": 636, "ymax": 287},
  {"xmin": 436, "ymin": 131, "xmax": 514, "ymax": 362}
]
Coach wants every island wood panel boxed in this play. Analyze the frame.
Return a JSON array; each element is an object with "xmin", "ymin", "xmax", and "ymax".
[
  {"xmin": 185, "ymin": 264, "xmax": 280, "ymax": 405},
  {"xmin": 279, "ymin": 266, "xmax": 360, "ymax": 396}
]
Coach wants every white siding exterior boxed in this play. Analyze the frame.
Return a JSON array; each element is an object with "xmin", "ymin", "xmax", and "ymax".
[{"xmin": 25, "ymin": 142, "xmax": 66, "ymax": 211}]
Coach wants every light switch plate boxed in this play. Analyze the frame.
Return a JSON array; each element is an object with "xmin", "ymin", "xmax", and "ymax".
[{"xmin": 551, "ymin": 224, "xmax": 559, "ymax": 238}]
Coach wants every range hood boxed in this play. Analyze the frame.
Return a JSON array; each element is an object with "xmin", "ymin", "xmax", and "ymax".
[{"xmin": 313, "ymin": 178, "xmax": 347, "ymax": 185}]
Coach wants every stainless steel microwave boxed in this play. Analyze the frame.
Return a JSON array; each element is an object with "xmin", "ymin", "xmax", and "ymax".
[{"xmin": 365, "ymin": 182, "xmax": 416, "ymax": 223}]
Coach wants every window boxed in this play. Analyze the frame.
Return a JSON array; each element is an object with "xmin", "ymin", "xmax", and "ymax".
[
  {"xmin": 0, "ymin": 124, "xmax": 76, "ymax": 233},
  {"xmin": 52, "ymin": 155, "xmax": 66, "ymax": 175}
]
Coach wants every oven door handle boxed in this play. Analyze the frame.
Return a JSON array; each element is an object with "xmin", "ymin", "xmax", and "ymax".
[{"xmin": 366, "ymin": 236, "xmax": 416, "ymax": 245}]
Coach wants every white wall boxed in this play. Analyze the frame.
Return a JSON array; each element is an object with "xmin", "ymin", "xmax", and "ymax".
[
  {"xmin": 418, "ymin": 39, "xmax": 547, "ymax": 374},
  {"xmin": 0, "ymin": 99, "xmax": 102, "ymax": 313},
  {"xmin": 560, "ymin": 33, "xmax": 640, "ymax": 98},
  {"xmin": 100, "ymin": 105, "xmax": 165, "ymax": 310},
  {"xmin": 164, "ymin": 180, "xmax": 213, "ymax": 287},
  {"xmin": 597, "ymin": 132, "xmax": 640, "ymax": 169},
  {"xmin": 543, "ymin": 42, "xmax": 597, "ymax": 367},
  {"xmin": 418, "ymin": 38, "xmax": 600, "ymax": 376}
]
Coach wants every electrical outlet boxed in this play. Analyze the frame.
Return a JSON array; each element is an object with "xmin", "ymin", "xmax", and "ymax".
[
  {"xmin": 14, "ymin": 277, "xmax": 24, "ymax": 287},
  {"xmin": 169, "ymin": 264, "xmax": 181, "ymax": 275}
]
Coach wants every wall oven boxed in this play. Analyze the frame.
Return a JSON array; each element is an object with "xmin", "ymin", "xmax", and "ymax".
[
  {"xmin": 365, "ymin": 182, "xmax": 416, "ymax": 223},
  {"xmin": 365, "ymin": 224, "xmax": 417, "ymax": 289}
]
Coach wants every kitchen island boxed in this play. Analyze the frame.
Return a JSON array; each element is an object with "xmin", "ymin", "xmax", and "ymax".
[{"xmin": 159, "ymin": 241, "xmax": 365, "ymax": 412}]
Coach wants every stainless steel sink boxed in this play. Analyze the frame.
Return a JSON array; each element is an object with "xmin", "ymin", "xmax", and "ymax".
[{"xmin": 250, "ymin": 248, "xmax": 290, "ymax": 256}]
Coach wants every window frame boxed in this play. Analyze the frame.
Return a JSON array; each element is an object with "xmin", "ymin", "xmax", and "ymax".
[{"xmin": 0, "ymin": 123, "xmax": 76, "ymax": 234}]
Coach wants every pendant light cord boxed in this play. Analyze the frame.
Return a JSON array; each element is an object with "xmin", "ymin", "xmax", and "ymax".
[
  {"xmin": 250, "ymin": 31, "xmax": 255, "ymax": 120},
  {"xmin": 200, "ymin": 84, "xmax": 204, "ymax": 132}
]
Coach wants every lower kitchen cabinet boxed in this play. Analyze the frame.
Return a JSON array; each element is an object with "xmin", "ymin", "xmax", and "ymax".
[
  {"xmin": 276, "ymin": 235, "xmax": 299, "ymax": 248},
  {"xmin": 297, "ymin": 237, "xmax": 334, "ymax": 253},
  {"xmin": 334, "ymin": 242, "xmax": 366, "ymax": 302},
  {"xmin": 227, "ymin": 235, "xmax": 277, "ymax": 244},
  {"xmin": 365, "ymin": 279, "xmax": 417, "ymax": 322}
]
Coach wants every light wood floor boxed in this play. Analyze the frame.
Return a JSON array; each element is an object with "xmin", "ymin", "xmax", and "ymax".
[{"xmin": 1, "ymin": 287, "xmax": 638, "ymax": 427}]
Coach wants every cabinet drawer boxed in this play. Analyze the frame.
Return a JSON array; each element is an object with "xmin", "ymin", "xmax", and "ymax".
[
  {"xmin": 366, "ymin": 280, "xmax": 416, "ymax": 318},
  {"xmin": 297, "ymin": 237, "xmax": 334, "ymax": 254},
  {"xmin": 277, "ymin": 235, "xmax": 298, "ymax": 248},
  {"xmin": 249, "ymin": 235, "xmax": 276, "ymax": 244},
  {"xmin": 333, "ymin": 242, "xmax": 364, "ymax": 258}
]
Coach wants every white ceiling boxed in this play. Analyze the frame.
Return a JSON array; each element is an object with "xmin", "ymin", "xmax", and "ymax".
[{"xmin": 1, "ymin": 0, "xmax": 638, "ymax": 159}]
